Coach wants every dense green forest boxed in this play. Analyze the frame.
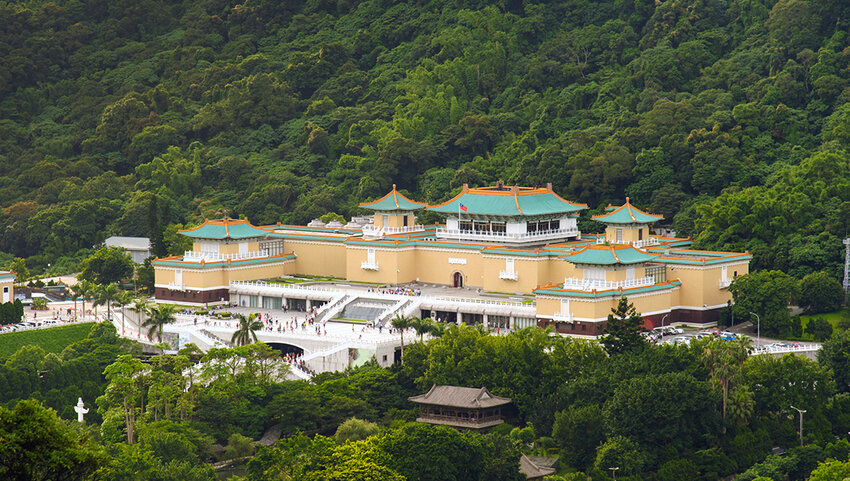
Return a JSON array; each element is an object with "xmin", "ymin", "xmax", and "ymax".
[
  {"xmin": 3, "ymin": 321, "xmax": 850, "ymax": 480},
  {"xmin": 2, "ymin": 0, "xmax": 850, "ymax": 279}
]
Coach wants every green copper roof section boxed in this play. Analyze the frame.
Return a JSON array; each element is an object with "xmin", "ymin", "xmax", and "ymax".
[
  {"xmin": 534, "ymin": 280, "xmax": 682, "ymax": 298},
  {"xmin": 360, "ymin": 185, "xmax": 426, "ymax": 211},
  {"xmin": 592, "ymin": 199, "xmax": 663, "ymax": 225},
  {"xmin": 561, "ymin": 245, "xmax": 658, "ymax": 265},
  {"xmin": 0, "ymin": 272, "xmax": 15, "ymax": 281},
  {"xmin": 427, "ymin": 185, "xmax": 586, "ymax": 217},
  {"xmin": 180, "ymin": 219, "xmax": 269, "ymax": 240}
]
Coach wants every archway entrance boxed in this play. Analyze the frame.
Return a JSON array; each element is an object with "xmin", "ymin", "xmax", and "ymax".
[
  {"xmin": 266, "ymin": 342, "xmax": 304, "ymax": 357},
  {"xmin": 452, "ymin": 272, "xmax": 464, "ymax": 288}
]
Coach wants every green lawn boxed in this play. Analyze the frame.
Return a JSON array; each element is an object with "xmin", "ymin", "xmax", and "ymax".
[
  {"xmin": 0, "ymin": 323, "xmax": 94, "ymax": 360},
  {"xmin": 799, "ymin": 309, "xmax": 849, "ymax": 334}
]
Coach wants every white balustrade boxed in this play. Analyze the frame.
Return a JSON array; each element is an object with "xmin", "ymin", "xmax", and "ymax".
[
  {"xmin": 552, "ymin": 312, "xmax": 573, "ymax": 322},
  {"xmin": 435, "ymin": 227, "xmax": 579, "ymax": 243},
  {"xmin": 562, "ymin": 276, "xmax": 656, "ymax": 291},
  {"xmin": 718, "ymin": 278, "xmax": 733, "ymax": 288},
  {"xmin": 362, "ymin": 225, "xmax": 425, "ymax": 236},
  {"xmin": 499, "ymin": 270, "xmax": 518, "ymax": 280},
  {"xmin": 361, "ymin": 261, "xmax": 380, "ymax": 271},
  {"xmin": 184, "ymin": 250, "xmax": 270, "ymax": 262}
]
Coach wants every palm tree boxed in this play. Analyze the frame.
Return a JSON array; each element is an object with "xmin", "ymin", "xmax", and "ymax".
[
  {"xmin": 100, "ymin": 283, "xmax": 119, "ymax": 321},
  {"xmin": 130, "ymin": 296, "xmax": 152, "ymax": 334},
  {"xmin": 702, "ymin": 336, "xmax": 751, "ymax": 424},
  {"xmin": 115, "ymin": 290, "xmax": 135, "ymax": 335},
  {"xmin": 392, "ymin": 313, "xmax": 414, "ymax": 365},
  {"xmin": 143, "ymin": 304, "xmax": 177, "ymax": 343},
  {"xmin": 231, "ymin": 313, "xmax": 264, "ymax": 346},
  {"xmin": 70, "ymin": 283, "xmax": 83, "ymax": 322},
  {"xmin": 410, "ymin": 316, "xmax": 435, "ymax": 342},
  {"xmin": 76, "ymin": 280, "xmax": 94, "ymax": 322}
]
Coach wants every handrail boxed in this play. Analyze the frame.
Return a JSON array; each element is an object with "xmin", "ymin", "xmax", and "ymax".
[
  {"xmin": 184, "ymin": 250, "xmax": 270, "ymax": 261},
  {"xmin": 436, "ymin": 227, "xmax": 579, "ymax": 241},
  {"xmin": 562, "ymin": 277, "xmax": 656, "ymax": 291}
]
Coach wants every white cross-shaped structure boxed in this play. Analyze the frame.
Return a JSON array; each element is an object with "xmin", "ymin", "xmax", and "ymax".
[{"xmin": 74, "ymin": 397, "xmax": 88, "ymax": 423}]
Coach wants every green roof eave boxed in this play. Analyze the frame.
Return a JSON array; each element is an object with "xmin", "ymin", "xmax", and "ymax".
[
  {"xmin": 561, "ymin": 246, "xmax": 658, "ymax": 265},
  {"xmin": 428, "ymin": 191, "xmax": 586, "ymax": 217},
  {"xmin": 360, "ymin": 187, "xmax": 426, "ymax": 211},
  {"xmin": 181, "ymin": 222, "xmax": 270, "ymax": 240},
  {"xmin": 593, "ymin": 202, "xmax": 663, "ymax": 225}
]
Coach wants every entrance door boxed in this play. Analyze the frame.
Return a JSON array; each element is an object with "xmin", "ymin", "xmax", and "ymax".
[{"xmin": 453, "ymin": 272, "xmax": 463, "ymax": 288}]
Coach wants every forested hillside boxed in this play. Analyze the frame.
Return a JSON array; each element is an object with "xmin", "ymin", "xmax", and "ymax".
[{"xmin": 2, "ymin": 0, "xmax": 850, "ymax": 278}]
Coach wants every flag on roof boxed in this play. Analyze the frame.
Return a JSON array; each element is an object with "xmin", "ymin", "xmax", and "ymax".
[{"xmin": 460, "ymin": 203, "xmax": 467, "ymax": 212}]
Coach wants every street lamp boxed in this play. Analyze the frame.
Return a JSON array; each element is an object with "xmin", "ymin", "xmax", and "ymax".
[
  {"xmin": 661, "ymin": 313, "xmax": 669, "ymax": 328},
  {"xmin": 790, "ymin": 405, "xmax": 806, "ymax": 446},
  {"xmin": 750, "ymin": 312, "xmax": 760, "ymax": 348},
  {"xmin": 609, "ymin": 467, "xmax": 619, "ymax": 480}
]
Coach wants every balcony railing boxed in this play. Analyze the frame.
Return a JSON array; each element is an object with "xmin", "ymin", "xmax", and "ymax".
[
  {"xmin": 362, "ymin": 225, "xmax": 424, "ymax": 237},
  {"xmin": 562, "ymin": 276, "xmax": 656, "ymax": 291},
  {"xmin": 361, "ymin": 261, "xmax": 380, "ymax": 271},
  {"xmin": 553, "ymin": 312, "xmax": 573, "ymax": 322},
  {"xmin": 499, "ymin": 270, "xmax": 518, "ymax": 280},
  {"xmin": 596, "ymin": 237, "xmax": 660, "ymax": 248},
  {"xmin": 166, "ymin": 283, "xmax": 184, "ymax": 291},
  {"xmin": 183, "ymin": 250, "xmax": 270, "ymax": 262},
  {"xmin": 719, "ymin": 278, "xmax": 733, "ymax": 288},
  {"xmin": 436, "ymin": 227, "xmax": 579, "ymax": 243}
]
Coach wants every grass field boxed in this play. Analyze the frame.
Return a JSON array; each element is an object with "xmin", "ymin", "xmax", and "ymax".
[
  {"xmin": 799, "ymin": 309, "xmax": 849, "ymax": 329},
  {"xmin": 0, "ymin": 322, "xmax": 94, "ymax": 360}
]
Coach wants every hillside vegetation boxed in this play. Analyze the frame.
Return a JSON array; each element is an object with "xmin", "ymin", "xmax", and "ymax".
[{"xmin": 2, "ymin": 0, "xmax": 850, "ymax": 278}]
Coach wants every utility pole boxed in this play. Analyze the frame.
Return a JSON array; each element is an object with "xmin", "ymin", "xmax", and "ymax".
[{"xmin": 790, "ymin": 405, "xmax": 806, "ymax": 446}]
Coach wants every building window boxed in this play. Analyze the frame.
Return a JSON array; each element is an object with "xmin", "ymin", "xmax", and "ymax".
[
  {"xmin": 459, "ymin": 220, "xmax": 473, "ymax": 232},
  {"xmin": 616, "ymin": 229, "xmax": 623, "ymax": 242},
  {"xmin": 491, "ymin": 222, "xmax": 506, "ymax": 233},
  {"xmin": 581, "ymin": 324, "xmax": 586, "ymax": 331},
  {"xmin": 403, "ymin": 216, "xmax": 409, "ymax": 227},
  {"xmin": 639, "ymin": 229, "xmax": 643, "ymax": 241}
]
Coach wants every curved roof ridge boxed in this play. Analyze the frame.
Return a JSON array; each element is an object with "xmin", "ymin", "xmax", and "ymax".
[
  {"xmin": 359, "ymin": 184, "xmax": 426, "ymax": 211},
  {"xmin": 592, "ymin": 197, "xmax": 663, "ymax": 224}
]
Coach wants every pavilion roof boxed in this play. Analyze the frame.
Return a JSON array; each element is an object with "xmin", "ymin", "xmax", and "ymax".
[
  {"xmin": 427, "ymin": 183, "xmax": 586, "ymax": 217},
  {"xmin": 561, "ymin": 244, "xmax": 658, "ymax": 265},
  {"xmin": 592, "ymin": 198, "xmax": 663, "ymax": 225},
  {"xmin": 359, "ymin": 185, "xmax": 426, "ymax": 211},
  {"xmin": 408, "ymin": 385, "xmax": 512, "ymax": 409},
  {"xmin": 178, "ymin": 218, "xmax": 269, "ymax": 240}
]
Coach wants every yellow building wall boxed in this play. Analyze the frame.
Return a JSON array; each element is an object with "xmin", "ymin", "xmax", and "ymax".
[
  {"xmin": 481, "ymin": 256, "xmax": 543, "ymax": 294},
  {"xmin": 287, "ymin": 240, "xmax": 347, "ymax": 278},
  {"xmin": 538, "ymin": 287, "xmax": 680, "ymax": 321},
  {"xmin": 155, "ymin": 268, "xmax": 175, "ymax": 284},
  {"xmin": 158, "ymin": 260, "xmax": 293, "ymax": 290},
  {"xmin": 605, "ymin": 226, "xmax": 649, "ymax": 243},
  {"xmin": 413, "ymin": 249, "xmax": 485, "ymax": 288},
  {"xmin": 667, "ymin": 262, "xmax": 746, "ymax": 309},
  {"xmin": 0, "ymin": 279, "xmax": 14, "ymax": 303},
  {"xmin": 345, "ymin": 247, "xmax": 404, "ymax": 284}
]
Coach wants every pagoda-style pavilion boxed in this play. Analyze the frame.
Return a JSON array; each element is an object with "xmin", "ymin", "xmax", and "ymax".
[
  {"xmin": 408, "ymin": 385, "xmax": 512, "ymax": 430},
  {"xmin": 592, "ymin": 197, "xmax": 664, "ymax": 247},
  {"xmin": 427, "ymin": 182, "xmax": 587, "ymax": 246},
  {"xmin": 359, "ymin": 184, "xmax": 427, "ymax": 238}
]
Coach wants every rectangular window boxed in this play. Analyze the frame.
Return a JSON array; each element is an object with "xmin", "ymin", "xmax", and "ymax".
[
  {"xmin": 367, "ymin": 248, "xmax": 376, "ymax": 264},
  {"xmin": 639, "ymin": 229, "xmax": 644, "ymax": 241},
  {"xmin": 560, "ymin": 299, "xmax": 570, "ymax": 315},
  {"xmin": 584, "ymin": 268, "xmax": 605, "ymax": 281},
  {"xmin": 238, "ymin": 242, "xmax": 249, "ymax": 254},
  {"xmin": 626, "ymin": 268, "xmax": 635, "ymax": 281},
  {"xmin": 527, "ymin": 222, "xmax": 538, "ymax": 233},
  {"xmin": 490, "ymin": 222, "xmax": 506, "ymax": 233},
  {"xmin": 174, "ymin": 270, "xmax": 183, "ymax": 286},
  {"xmin": 459, "ymin": 220, "xmax": 473, "ymax": 231},
  {"xmin": 616, "ymin": 229, "xmax": 623, "ymax": 242},
  {"xmin": 382, "ymin": 215, "xmax": 389, "ymax": 227},
  {"xmin": 505, "ymin": 258, "xmax": 514, "ymax": 273},
  {"xmin": 722, "ymin": 266, "xmax": 728, "ymax": 279},
  {"xmin": 474, "ymin": 221, "xmax": 490, "ymax": 232},
  {"xmin": 403, "ymin": 216, "xmax": 409, "ymax": 227}
]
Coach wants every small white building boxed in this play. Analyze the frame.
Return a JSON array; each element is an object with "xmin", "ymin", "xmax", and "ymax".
[{"xmin": 104, "ymin": 236, "xmax": 152, "ymax": 264}]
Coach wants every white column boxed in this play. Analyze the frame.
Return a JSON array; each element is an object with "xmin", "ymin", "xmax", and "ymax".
[
  {"xmin": 509, "ymin": 316, "xmax": 515, "ymax": 330},
  {"xmin": 457, "ymin": 312, "xmax": 462, "ymax": 325},
  {"xmin": 483, "ymin": 314, "xmax": 489, "ymax": 329}
]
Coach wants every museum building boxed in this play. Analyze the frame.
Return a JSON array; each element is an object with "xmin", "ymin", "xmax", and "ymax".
[{"xmin": 153, "ymin": 183, "xmax": 750, "ymax": 334}]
